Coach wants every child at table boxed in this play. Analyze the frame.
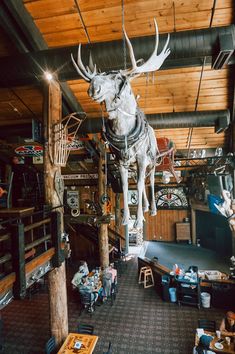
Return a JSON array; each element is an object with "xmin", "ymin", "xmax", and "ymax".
[{"xmin": 193, "ymin": 334, "xmax": 215, "ymax": 354}]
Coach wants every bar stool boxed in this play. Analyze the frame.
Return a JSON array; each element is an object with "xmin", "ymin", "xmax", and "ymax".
[{"xmin": 138, "ymin": 266, "xmax": 154, "ymax": 288}]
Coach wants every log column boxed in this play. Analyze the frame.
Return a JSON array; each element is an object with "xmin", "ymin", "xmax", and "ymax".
[
  {"xmin": 43, "ymin": 79, "xmax": 68, "ymax": 345},
  {"xmin": 232, "ymin": 129, "xmax": 235, "ymax": 255},
  {"xmin": 98, "ymin": 155, "xmax": 109, "ymax": 268}
]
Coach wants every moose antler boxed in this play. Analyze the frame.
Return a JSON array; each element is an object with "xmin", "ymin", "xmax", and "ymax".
[
  {"xmin": 121, "ymin": 18, "xmax": 170, "ymax": 77},
  {"xmin": 71, "ymin": 44, "xmax": 97, "ymax": 82}
]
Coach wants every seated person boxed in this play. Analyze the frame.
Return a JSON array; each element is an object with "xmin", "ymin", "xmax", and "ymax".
[
  {"xmin": 78, "ymin": 276, "xmax": 98, "ymax": 302},
  {"xmin": 71, "ymin": 261, "xmax": 89, "ymax": 289},
  {"xmin": 193, "ymin": 335, "xmax": 215, "ymax": 354},
  {"xmin": 71, "ymin": 271, "xmax": 84, "ymax": 289},
  {"xmin": 219, "ymin": 311, "xmax": 235, "ymax": 337},
  {"xmin": 78, "ymin": 261, "xmax": 89, "ymax": 276}
]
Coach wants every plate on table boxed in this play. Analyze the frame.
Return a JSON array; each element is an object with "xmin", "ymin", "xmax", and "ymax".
[{"xmin": 214, "ymin": 342, "xmax": 224, "ymax": 350}]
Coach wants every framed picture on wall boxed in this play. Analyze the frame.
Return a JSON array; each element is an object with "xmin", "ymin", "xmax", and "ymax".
[
  {"xmin": 155, "ymin": 187, "xmax": 189, "ymax": 209},
  {"xmin": 128, "ymin": 190, "xmax": 138, "ymax": 205}
]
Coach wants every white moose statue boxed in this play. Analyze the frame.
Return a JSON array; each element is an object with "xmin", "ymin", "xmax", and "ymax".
[{"xmin": 72, "ymin": 19, "xmax": 170, "ymax": 229}]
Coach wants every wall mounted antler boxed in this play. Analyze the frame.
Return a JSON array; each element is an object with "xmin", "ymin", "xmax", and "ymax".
[{"xmin": 72, "ymin": 18, "xmax": 171, "ymax": 229}]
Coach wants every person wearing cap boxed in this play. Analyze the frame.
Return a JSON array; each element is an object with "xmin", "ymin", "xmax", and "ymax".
[
  {"xmin": 193, "ymin": 335, "xmax": 215, "ymax": 354},
  {"xmin": 219, "ymin": 311, "xmax": 235, "ymax": 337}
]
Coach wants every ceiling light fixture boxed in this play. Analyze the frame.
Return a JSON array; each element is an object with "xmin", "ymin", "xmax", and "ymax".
[{"xmin": 44, "ymin": 71, "xmax": 53, "ymax": 81}]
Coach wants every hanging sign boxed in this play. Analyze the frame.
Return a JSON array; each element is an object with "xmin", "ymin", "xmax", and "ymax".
[
  {"xmin": 63, "ymin": 174, "xmax": 98, "ymax": 180},
  {"xmin": 67, "ymin": 139, "xmax": 85, "ymax": 150},
  {"xmin": 15, "ymin": 145, "xmax": 43, "ymax": 156}
]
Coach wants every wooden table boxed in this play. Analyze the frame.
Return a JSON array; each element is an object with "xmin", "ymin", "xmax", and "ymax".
[
  {"xmin": 58, "ymin": 333, "xmax": 99, "ymax": 354},
  {"xmin": 195, "ymin": 331, "xmax": 235, "ymax": 353}
]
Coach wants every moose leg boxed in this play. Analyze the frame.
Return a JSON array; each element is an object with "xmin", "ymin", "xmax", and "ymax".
[
  {"xmin": 119, "ymin": 164, "xmax": 130, "ymax": 225},
  {"xmin": 150, "ymin": 166, "xmax": 157, "ymax": 216},
  {"xmin": 143, "ymin": 187, "xmax": 149, "ymax": 213},
  {"xmin": 135, "ymin": 159, "xmax": 147, "ymax": 229}
]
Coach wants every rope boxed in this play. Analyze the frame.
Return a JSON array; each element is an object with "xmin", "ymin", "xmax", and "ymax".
[
  {"xmin": 122, "ymin": 0, "xmax": 127, "ymax": 70},
  {"xmin": 74, "ymin": 0, "xmax": 91, "ymax": 45},
  {"xmin": 187, "ymin": 57, "xmax": 207, "ymax": 158}
]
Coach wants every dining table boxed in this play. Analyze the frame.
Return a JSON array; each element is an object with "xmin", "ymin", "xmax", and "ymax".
[
  {"xmin": 195, "ymin": 330, "xmax": 235, "ymax": 354},
  {"xmin": 57, "ymin": 333, "xmax": 99, "ymax": 354}
]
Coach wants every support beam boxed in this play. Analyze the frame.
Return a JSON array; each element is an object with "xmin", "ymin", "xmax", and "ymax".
[
  {"xmin": 43, "ymin": 79, "xmax": 68, "ymax": 346},
  {"xmin": 0, "ymin": 25, "xmax": 235, "ymax": 87},
  {"xmin": 11, "ymin": 223, "xmax": 26, "ymax": 299},
  {"xmin": 78, "ymin": 110, "xmax": 231, "ymax": 134},
  {"xmin": 98, "ymin": 155, "xmax": 109, "ymax": 268},
  {"xmin": 124, "ymin": 224, "xmax": 129, "ymax": 255}
]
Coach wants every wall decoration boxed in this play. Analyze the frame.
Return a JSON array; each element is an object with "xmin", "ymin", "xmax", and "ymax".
[
  {"xmin": 128, "ymin": 190, "xmax": 138, "ymax": 205},
  {"xmin": 15, "ymin": 145, "xmax": 43, "ymax": 156},
  {"xmin": 155, "ymin": 187, "xmax": 188, "ymax": 209},
  {"xmin": 72, "ymin": 18, "xmax": 171, "ymax": 229}
]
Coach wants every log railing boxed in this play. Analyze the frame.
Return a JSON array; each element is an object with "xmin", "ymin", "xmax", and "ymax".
[{"xmin": 0, "ymin": 209, "xmax": 64, "ymax": 308}]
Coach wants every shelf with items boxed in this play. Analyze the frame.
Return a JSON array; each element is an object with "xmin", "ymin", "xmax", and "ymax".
[{"xmin": 176, "ymin": 276, "xmax": 201, "ymax": 309}]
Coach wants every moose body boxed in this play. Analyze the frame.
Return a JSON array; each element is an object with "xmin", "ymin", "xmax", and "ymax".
[{"xmin": 72, "ymin": 19, "xmax": 170, "ymax": 228}]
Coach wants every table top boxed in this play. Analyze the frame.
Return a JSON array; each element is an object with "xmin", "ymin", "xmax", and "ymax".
[
  {"xmin": 58, "ymin": 333, "xmax": 99, "ymax": 354},
  {"xmin": 0, "ymin": 207, "xmax": 35, "ymax": 218},
  {"xmin": 195, "ymin": 331, "xmax": 235, "ymax": 353}
]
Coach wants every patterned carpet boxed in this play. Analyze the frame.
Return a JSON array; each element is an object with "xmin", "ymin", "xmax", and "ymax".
[{"xmin": 1, "ymin": 254, "xmax": 226, "ymax": 354}]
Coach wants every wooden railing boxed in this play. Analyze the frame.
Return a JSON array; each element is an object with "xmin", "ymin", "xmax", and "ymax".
[
  {"xmin": 108, "ymin": 227, "xmax": 125, "ymax": 250},
  {"xmin": 0, "ymin": 208, "xmax": 64, "ymax": 308}
]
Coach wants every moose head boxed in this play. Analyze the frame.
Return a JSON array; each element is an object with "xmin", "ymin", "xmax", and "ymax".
[{"xmin": 71, "ymin": 19, "xmax": 170, "ymax": 118}]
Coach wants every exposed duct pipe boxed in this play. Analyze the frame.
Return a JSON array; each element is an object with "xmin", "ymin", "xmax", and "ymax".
[
  {"xmin": 78, "ymin": 110, "xmax": 230, "ymax": 134},
  {"xmin": 0, "ymin": 26, "xmax": 234, "ymax": 87}
]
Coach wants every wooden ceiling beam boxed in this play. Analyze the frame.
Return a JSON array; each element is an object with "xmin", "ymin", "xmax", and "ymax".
[
  {"xmin": 0, "ymin": 1, "xmax": 99, "ymax": 158},
  {"xmin": 0, "ymin": 25, "xmax": 234, "ymax": 87},
  {"xmin": 0, "ymin": 0, "xmax": 82, "ymax": 115}
]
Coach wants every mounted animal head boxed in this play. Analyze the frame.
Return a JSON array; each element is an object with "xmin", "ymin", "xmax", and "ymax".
[{"xmin": 71, "ymin": 19, "xmax": 170, "ymax": 117}]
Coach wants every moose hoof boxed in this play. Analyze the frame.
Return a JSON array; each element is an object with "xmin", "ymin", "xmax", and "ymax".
[
  {"xmin": 122, "ymin": 215, "xmax": 130, "ymax": 225},
  {"xmin": 134, "ymin": 219, "xmax": 143, "ymax": 229},
  {"xmin": 143, "ymin": 206, "xmax": 149, "ymax": 213},
  {"xmin": 150, "ymin": 209, "xmax": 157, "ymax": 216}
]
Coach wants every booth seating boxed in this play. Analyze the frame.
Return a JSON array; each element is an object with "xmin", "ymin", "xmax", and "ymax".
[{"xmin": 138, "ymin": 266, "xmax": 154, "ymax": 288}]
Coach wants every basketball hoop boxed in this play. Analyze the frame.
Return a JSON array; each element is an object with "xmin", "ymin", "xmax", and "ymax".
[{"xmin": 52, "ymin": 112, "xmax": 86, "ymax": 167}]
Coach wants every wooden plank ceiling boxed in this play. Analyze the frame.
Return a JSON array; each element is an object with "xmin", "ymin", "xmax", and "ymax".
[{"xmin": 0, "ymin": 0, "xmax": 234, "ymax": 154}]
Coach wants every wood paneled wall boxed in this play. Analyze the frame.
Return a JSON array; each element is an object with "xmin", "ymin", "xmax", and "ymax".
[
  {"xmin": 145, "ymin": 209, "xmax": 189, "ymax": 242},
  {"xmin": 109, "ymin": 189, "xmax": 189, "ymax": 242}
]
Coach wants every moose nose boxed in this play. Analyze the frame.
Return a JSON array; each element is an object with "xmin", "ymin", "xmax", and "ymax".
[{"xmin": 88, "ymin": 83, "xmax": 101, "ymax": 98}]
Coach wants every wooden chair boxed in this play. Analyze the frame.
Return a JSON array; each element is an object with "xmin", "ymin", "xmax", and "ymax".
[
  {"xmin": 77, "ymin": 323, "xmax": 94, "ymax": 335},
  {"xmin": 198, "ymin": 319, "xmax": 216, "ymax": 332},
  {"xmin": 45, "ymin": 336, "xmax": 56, "ymax": 354},
  {"xmin": 79, "ymin": 291, "xmax": 96, "ymax": 315},
  {"xmin": 138, "ymin": 266, "xmax": 154, "ymax": 288},
  {"xmin": 103, "ymin": 342, "xmax": 112, "ymax": 354}
]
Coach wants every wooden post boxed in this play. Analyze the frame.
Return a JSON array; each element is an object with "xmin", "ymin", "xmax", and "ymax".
[
  {"xmin": 11, "ymin": 223, "xmax": 26, "ymax": 299},
  {"xmin": 115, "ymin": 193, "xmax": 120, "ymax": 234},
  {"xmin": 232, "ymin": 128, "xmax": 235, "ymax": 255},
  {"xmin": 124, "ymin": 224, "xmax": 129, "ymax": 254},
  {"xmin": 115, "ymin": 193, "xmax": 121, "ymax": 250},
  {"xmin": 43, "ymin": 80, "xmax": 68, "ymax": 345},
  {"xmin": 98, "ymin": 155, "xmax": 109, "ymax": 268}
]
